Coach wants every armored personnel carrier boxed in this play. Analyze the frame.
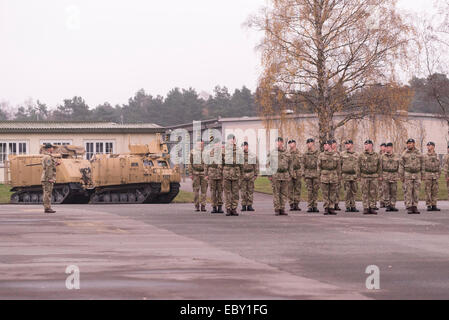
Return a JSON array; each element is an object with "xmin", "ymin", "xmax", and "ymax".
[
  {"xmin": 9, "ymin": 145, "xmax": 92, "ymax": 204},
  {"xmin": 88, "ymin": 136, "xmax": 181, "ymax": 204}
]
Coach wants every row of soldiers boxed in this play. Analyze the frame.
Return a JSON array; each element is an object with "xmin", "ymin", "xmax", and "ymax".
[{"xmin": 189, "ymin": 135, "xmax": 449, "ymax": 216}]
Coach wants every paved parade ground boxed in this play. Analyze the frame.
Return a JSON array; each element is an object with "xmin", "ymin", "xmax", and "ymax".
[{"xmin": 1, "ymin": 186, "xmax": 449, "ymax": 300}]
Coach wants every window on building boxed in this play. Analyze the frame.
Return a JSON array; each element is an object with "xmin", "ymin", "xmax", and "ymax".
[
  {"xmin": 0, "ymin": 141, "xmax": 28, "ymax": 166},
  {"xmin": 85, "ymin": 141, "xmax": 115, "ymax": 160},
  {"xmin": 40, "ymin": 140, "xmax": 73, "ymax": 146}
]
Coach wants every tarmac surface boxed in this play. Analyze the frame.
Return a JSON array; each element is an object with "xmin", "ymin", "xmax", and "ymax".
[{"xmin": 1, "ymin": 181, "xmax": 449, "ymax": 299}]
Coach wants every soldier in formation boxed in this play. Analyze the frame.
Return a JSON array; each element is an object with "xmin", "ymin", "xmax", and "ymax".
[
  {"xmin": 378, "ymin": 143, "xmax": 387, "ymax": 208},
  {"xmin": 400, "ymin": 139, "xmax": 423, "ymax": 214},
  {"xmin": 302, "ymin": 138, "xmax": 320, "ymax": 213},
  {"xmin": 358, "ymin": 140, "xmax": 381, "ymax": 215},
  {"xmin": 380, "ymin": 142, "xmax": 400, "ymax": 212},
  {"xmin": 444, "ymin": 144, "xmax": 449, "ymax": 201},
  {"xmin": 288, "ymin": 140, "xmax": 302, "ymax": 212},
  {"xmin": 205, "ymin": 138, "xmax": 224, "ymax": 214},
  {"xmin": 340, "ymin": 140, "xmax": 359, "ymax": 212},
  {"xmin": 318, "ymin": 140, "xmax": 340, "ymax": 215},
  {"xmin": 240, "ymin": 142, "xmax": 259, "ymax": 212},
  {"xmin": 41, "ymin": 143, "xmax": 59, "ymax": 214},
  {"xmin": 267, "ymin": 137, "xmax": 291, "ymax": 216},
  {"xmin": 223, "ymin": 134, "xmax": 243, "ymax": 216},
  {"xmin": 423, "ymin": 142, "xmax": 441, "ymax": 212},
  {"xmin": 331, "ymin": 140, "xmax": 342, "ymax": 211},
  {"xmin": 189, "ymin": 141, "xmax": 208, "ymax": 212}
]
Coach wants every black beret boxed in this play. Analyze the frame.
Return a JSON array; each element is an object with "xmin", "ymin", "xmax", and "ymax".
[
  {"xmin": 43, "ymin": 143, "xmax": 53, "ymax": 149},
  {"xmin": 380, "ymin": 143, "xmax": 387, "ymax": 147},
  {"xmin": 331, "ymin": 139, "xmax": 337, "ymax": 144},
  {"xmin": 345, "ymin": 140, "xmax": 353, "ymax": 145},
  {"xmin": 427, "ymin": 142, "xmax": 435, "ymax": 146},
  {"xmin": 407, "ymin": 138, "xmax": 415, "ymax": 143},
  {"xmin": 364, "ymin": 140, "xmax": 373, "ymax": 145},
  {"xmin": 386, "ymin": 142, "xmax": 393, "ymax": 147},
  {"xmin": 277, "ymin": 137, "xmax": 284, "ymax": 142},
  {"xmin": 306, "ymin": 138, "xmax": 315, "ymax": 143},
  {"xmin": 242, "ymin": 141, "xmax": 249, "ymax": 147},
  {"xmin": 288, "ymin": 140, "xmax": 296, "ymax": 144},
  {"xmin": 324, "ymin": 140, "xmax": 332, "ymax": 145}
]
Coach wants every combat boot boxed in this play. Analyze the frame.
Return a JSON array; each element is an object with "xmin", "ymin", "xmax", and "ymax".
[
  {"xmin": 412, "ymin": 206, "xmax": 420, "ymax": 214},
  {"xmin": 369, "ymin": 208, "xmax": 378, "ymax": 215},
  {"xmin": 324, "ymin": 208, "xmax": 330, "ymax": 216},
  {"xmin": 232, "ymin": 209, "xmax": 239, "ymax": 216},
  {"xmin": 290, "ymin": 204, "xmax": 295, "ymax": 211},
  {"xmin": 363, "ymin": 209, "xmax": 370, "ymax": 215},
  {"xmin": 407, "ymin": 207, "xmax": 414, "ymax": 214},
  {"xmin": 328, "ymin": 208, "xmax": 337, "ymax": 215},
  {"xmin": 211, "ymin": 206, "xmax": 218, "ymax": 214},
  {"xmin": 427, "ymin": 206, "xmax": 433, "ymax": 212},
  {"xmin": 226, "ymin": 209, "xmax": 233, "ymax": 216},
  {"xmin": 432, "ymin": 205, "xmax": 441, "ymax": 212},
  {"xmin": 217, "ymin": 205, "xmax": 224, "ymax": 213},
  {"xmin": 307, "ymin": 207, "xmax": 314, "ymax": 213},
  {"xmin": 345, "ymin": 207, "xmax": 352, "ymax": 213},
  {"xmin": 295, "ymin": 204, "xmax": 301, "ymax": 211},
  {"xmin": 201, "ymin": 205, "xmax": 207, "ymax": 212},
  {"xmin": 247, "ymin": 205, "xmax": 255, "ymax": 212},
  {"xmin": 390, "ymin": 207, "xmax": 398, "ymax": 212},
  {"xmin": 241, "ymin": 205, "xmax": 247, "ymax": 212},
  {"xmin": 279, "ymin": 209, "xmax": 288, "ymax": 216},
  {"xmin": 275, "ymin": 209, "xmax": 281, "ymax": 216},
  {"xmin": 195, "ymin": 204, "xmax": 200, "ymax": 212},
  {"xmin": 313, "ymin": 207, "xmax": 320, "ymax": 213},
  {"xmin": 352, "ymin": 207, "xmax": 360, "ymax": 213},
  {"xmin": 334, "ymin": 204, "xmax": 341, "ymax": 211},
  {"xmin": 44, "ymin": 209, "xmax": 56, "ymax": 214}
]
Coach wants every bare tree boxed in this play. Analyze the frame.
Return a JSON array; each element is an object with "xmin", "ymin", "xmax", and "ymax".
[
  {"xmin": 248, "ymin": 0, "xmax": 414, "ymax": 145},
  {"xmin": 415, "ymin": 0, "xmax": 449, "ymax": 135}
]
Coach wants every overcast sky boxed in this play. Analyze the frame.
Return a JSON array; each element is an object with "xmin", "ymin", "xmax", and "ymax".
[{"xmin": 0, "ymin": 0, "xmax": 434, "ymax": 108}]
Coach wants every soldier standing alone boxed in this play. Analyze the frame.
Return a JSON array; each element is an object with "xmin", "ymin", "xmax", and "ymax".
[
  {"xmin": 380, "ymin": 143, "xmax": 400, "ymax": 212},
  {"xmin": 189, "ymin": 141, "xmax": 208, "ymax": 212},
  {"xmin": 400, "ymin": 139, "xmax": 423, "ymax": 214},
  {"xmin": 423, "ymin": 142, "xmax": 441, "ymax": 212},
  {"xmin": 302, "ymin": 138, "xmax": 320, "ymax": 213},
  {"xmin": 340, "ymin": 140, "xmax": 359, "ymax": 213},
  {"xmin": 318, "ymin": 140, "xmax": 340, "ymax": 215},
  {"xmin": 358, "ymin": 140, "xmax": 381, "ymax": 215},
  {"xmin": 267, "ymin": 137, "xmax": 291, "ymax": 216},
  {"xmin": 41, "ymin": 144, "xmax": 59, "ymax": 214},
  {"xmin": 288, "ymin": 140, "xmax": 302, "ymax": 212},
  {"xmin": 223, "ymin": 134, "xmax": 243, "ymax": 216},
  {"xmin": 205, "ymin": 139, "xmax": 224, "ymax": 214},
  {"xmin": 240, "ymin": 142, "xmax": 259, "ymax": 212}
]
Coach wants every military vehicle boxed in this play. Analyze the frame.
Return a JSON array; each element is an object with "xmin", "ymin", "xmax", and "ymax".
[
  {"xmin": 88, "ymin": 136, "xmax": 181, "ymax": 204},
  {"xmin": 8, "ymin": 135, "xmax": 181, "ymax": 205},
  {"xmin": 9, "ymin": 145, "xmax": 92, "ymax": 204}
]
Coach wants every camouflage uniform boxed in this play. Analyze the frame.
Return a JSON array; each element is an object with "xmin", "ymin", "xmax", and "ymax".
[
  {"xmin": 223, "ymin": 143, "xmax": 243, "ymax": 213},
  {"xmin": 400, "ymin": 148, "xmax": 423, "ymax": 209},
  {"xmin": 41, "ymin": 154, "xmax": 57, "ymax": 211},
  {"xmin": 189, "ymin": 148, "xmax": 208, "ymax": 209},
  {"xmin": 302, "ymin": 149, "xmax": 320, "ymax": 210},
  {"xmin": 267, "ymin": 147, "xmax": 292, "ymax": 212},
  {"xmin": 288, "ymin": 149, "xmax": 302, "ymax": 209},
  {"xmin": 240, "ymin": 150, "xmax": 259, "ymax": 207},
  {"xmin": 444, "ymin": 153, "xmax": 449, "ymax": 199},
  {"xmin": 340, "ymin": 150, "xmax": 359, "ymax": 209},
  {"xmin": 380, "ymin": 153, "xmax": 400, "ymax": 208},
  {"xmin": 334, "ymin": 150, "xmax": 342, "ymax": 207},
  {"xmin": 318, "ymin": 151, "xmax": 341, "ymax": 210},
  {"xmin": 378, "ymin": 150, "xmax": 386, "ymax": 207},
  {"xmin": 422, "ymin": 151, "xmax": 441, "ymax": 207},
  {"xmin": 205, "ymin": 146, "xmax": 223, "ymax": 210},
  {"xmin": 358, "ymin": 151, "xmax": 381, "ymax": 210}
]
